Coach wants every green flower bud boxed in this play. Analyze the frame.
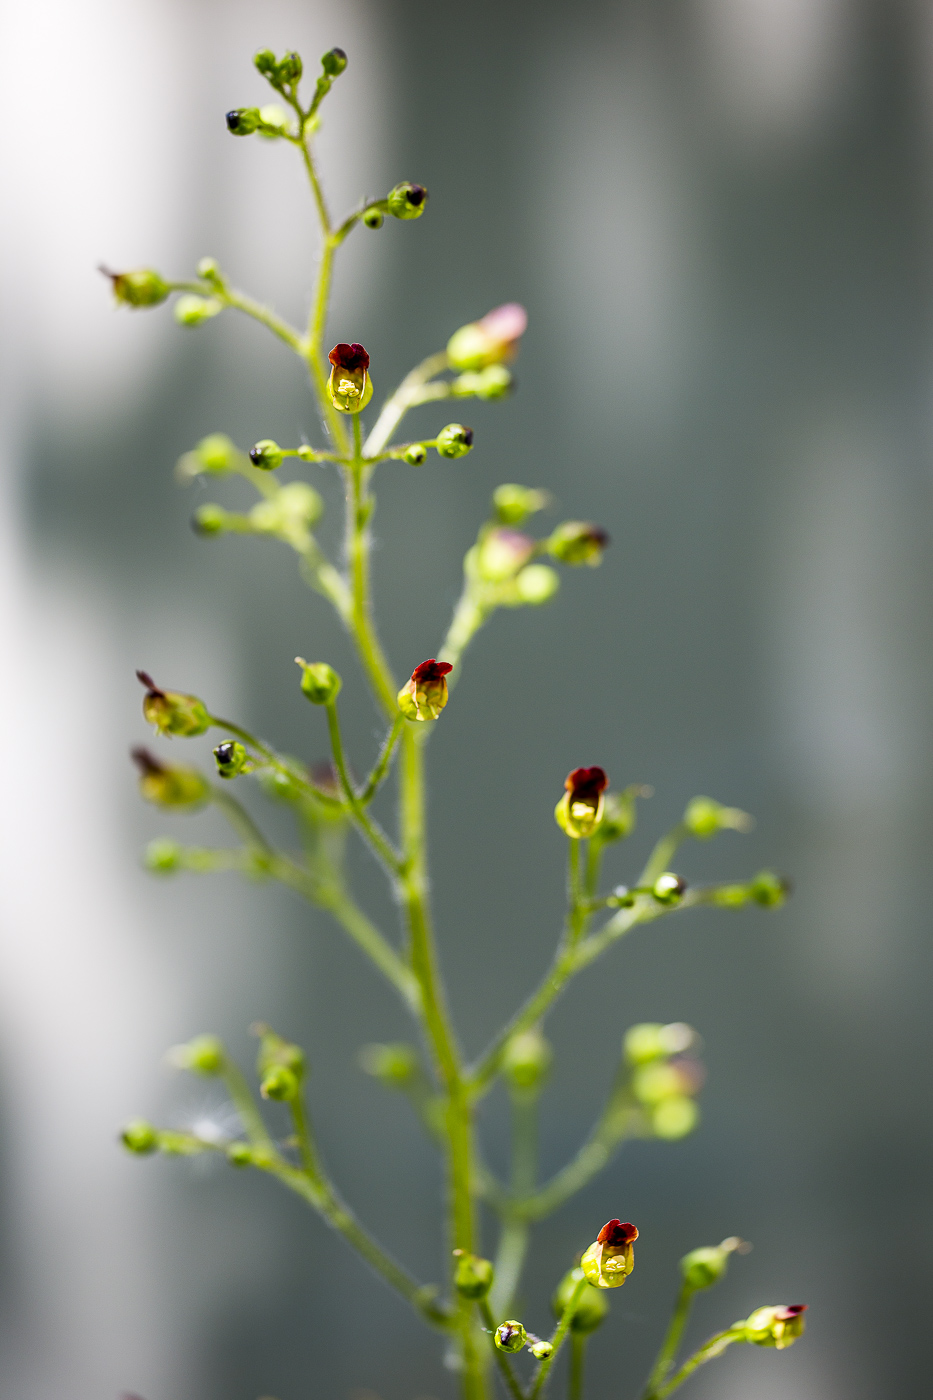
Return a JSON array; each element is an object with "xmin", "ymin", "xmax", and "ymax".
[
  {"xmin": 547, "ymin": 521, "xmax": 610, "ymax": 567},
  {"xmin": 137, "ymin": 671, "xmax": 210, "ymax": 737},
  {"xmin": 651, "ymin": 1096, "xmax": 700, "ymax": 1139},
  {"xmin": 451, "ymin": 365, "xmax": 513, "ymax": 400},
  {"xmin": 295, "ymin": 658, "xmax": 342, "ymax": 706},
  {"xmin": 502, "ymin": 1027, "xmax": 552, "ymax": 1093},
  {"xmin": 387, "ymin": 182, "xmax": 428, "ymax": 220},
  {"xmin": 631, "ymin": 1061, "xmax": 687, "ymax": 1104},
  {"xmin": 436, "ymin": 423, "xmax": 474, "ymax": 458},
  {"xmin": 171, "ymin": 1033, "xmax": 225, "ymax": 1075},
  {"xmin": 513, "ymin": 564, "xmax": 559, "ymax": 605},
  {"xmin": 494, "ymin": 1321, "xmax": 526, "ymax": 1354},
  {"xmin": 358, "ymin": 1042, "xmax": 419, "ymax": 1087},
  {"xmin": 327, "ymin": 343, "xmax": 373, "ymax": 413},
  {"xmin": 100, "ymin": 266, "xmax": 169, "ymax": 308},
  {"xmin": 248, "ymin": 438, "xmax": 283, "ymax": 470},
  {"xmin": 683, "ymin": 796, "xmax": 753, "ymax": 839},
  {"xmin": 192, "ymin": 504, "xmax": 229, "ymax": 536},
  {"xmin": 213, "ymin": 741, "xmax": 249, "ymax": 779},
  {"xmin": 749, "ymin": 869, "xmax": 790, "ymax": 907},
  {"xmin": 453, "ymin": 1250, "xmax": 494, "ymax": 1299},
  {"xmin": 174, "ymin": 294, "xmax": 222, "ymax": 326},
  {"xmin": 529, "ymin": 1338, "xmax": 553, "ymax": 1360},
  {"xmin": 397, "ymin": 659, "xmax": 452, "ymax": 722},
  {"xmin": 362, "ymin": 205, "xmax": 384, "ymax": 230},
  {"xmin": 277, "ymin": 51, "xmax": 303, "ymax": 83},
  {"xmin": 132, "ymin": 748, "xmax": 209, "ymax": 809},
  {"xmin": 404, "ymin": 443, "xmax": 427, "ymax": 465},
  {"xmin": 581, "ymin": 1220, "xmax": 638, "ymax": 1289},
  {"xmin": 177, "ymin": 432, "xmax": 242, "ymax": 480},
  {"xmin": 226, "ymin": 107, "xmax": 261, "ymax": 136},
  {"xmin": 623, "ymin": 1022, "xmax": 695, "ymax": 1065},
  {"xmin": 555, "ymin": 767, "xmax": 608, "ymax": 839},
  {"xmin": 594, "ymin": 786, "xmax": 649, "ymax": 844},
  {"xmin": 197, "ymin": 256, "xmax": 221, "ymax": 282},
  {"xmin": 227, "ymin": 1141, "xmax": 253, "ymax": 1167},
  {"xmin": 680, "ymin": 1238, "xmax": 745, "ymax": 1292},
  {"xmin": 552, "ymin": 1268, "xmax": 609, "ymax": 1333},
  {"xmin": 652, "ymin": 872, "xmax": 686, "ymax": 905},
  {"xmin": 321, "ymin": 47, "xmax": 347, "ymax": 76},
  {"xmin": 492, "ymin": 483, "xmax": 549, "ymax": 526},
  {"xmin": 144, "ymin": 837, "xmax": 183, "ymax": 873},
  {"xmin": 254, "ymin": 49, "xmax": 277, "ymax": 75},
  {"xmin": 260, "ymin": 1063, "xmax": 300, "ymax": 1101},
  {"xmin": 121, "ymin": 1119, "xmax": 159, "ymax": 1155},
  {"xmin": 447, "ymin": 304, "xmax": 527, "ymax": 371},
  {"xmin": 255, "ymin": 1022, "xmax": 306, "ymax": 1080},
  {"xmin": 739, "ymin": 1304, "xmax": 807, "ymax": 1350}
]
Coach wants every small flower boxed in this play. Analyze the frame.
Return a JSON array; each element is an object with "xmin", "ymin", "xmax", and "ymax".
[
  {"xmin": 494, "ymin": 1321, "xmax": 526, "ymax": 1353},
  {"xmin": 580, "ymin": 1219, "xmax": 639, "ymax": 1289},
  {"xmin": 99, "ymin": 265, "xmax": 169, "ymax": 308},
  {"xmin": 397, "ymin": 659, "xmax": 453, "ymax": 722},
  {"xmin": 137, "ymin": 670, "xmax": 211, "ymax": 737},
  {"xmin": 327, "ymin": 343, "xmax": 373, "ymax": 413},
  {"xmin": 131, "ymin": 748, "xmax": 209, "ymax": 809},
  {"xmin": 741, "ymin": 1304, "xmax": 808, "ymax": 1350},
  {"xmin": 554, "ymin": 766, "xmax": 608, "ymax": 839},
  {"xmin": 447, "ymin": 303, "xmax": 528, "ymax": 372},
  {"xmin": 547, "ymin": 522, "xmax": 610, "ymax": 567}
]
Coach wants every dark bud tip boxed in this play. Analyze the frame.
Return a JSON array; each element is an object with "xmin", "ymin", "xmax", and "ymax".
[
  {"xmin": 596, "ymin": 1219, "xmax": 639, "ymax": 1247},
  {"xmin": 131, "ymin": 746, "xmax": 164, "ymax": 777},
  {"xmin": 215, "ymin": 742, "xmax": 236, "ymax": 765},
  {"xmin": 321, "ymin": 47, "xmax": 348, "ymax": 76},
  {"xmin": 136, "ymin": 669, "xmax": 162, "ymax": 696}
]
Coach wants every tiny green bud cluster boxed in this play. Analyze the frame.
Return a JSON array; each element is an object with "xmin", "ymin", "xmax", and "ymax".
[{"xmin": 624, "ymin": 1021, "xmax": 703, "ymax": 1139}]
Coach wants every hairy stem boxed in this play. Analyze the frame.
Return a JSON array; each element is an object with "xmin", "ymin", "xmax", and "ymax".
[
  {"xmin": 364, "ymin": 350, "xmax": 450, "ymax": 457},
  {"xmin": 478, "ymin": 1298, "xmax": 527, "ymax": 1400},
  {"xmin": 528, "ymin": 1275, "xmax": 587, "ymax": 1400},
  {"xmin": 568, "ymin": 1334, "xmax": 586, "ymax": 1400},
  {"xmin": 642, "ymin": 1284, "xmax": 694, "ymax": 1398},
  {"xmin": 647, "ymin": 1329, "xmax": 743, "ymax": 1399}
]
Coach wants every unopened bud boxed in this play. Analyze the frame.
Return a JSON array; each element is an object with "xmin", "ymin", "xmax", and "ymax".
[
  {"xmin": 132, "ymin": 748, "xmax": 209, "ymax": 809},
  {"xmin": 145, "ymin": 837, "xmax": 182, "ymax": 873},
  {"xmin": 453, "ymin": 1250, "xmax": 494, "ymax": 1299},
  {"xmin": 749, "ymin": 870, "xmax": 790, "ymax": 907},
  {"xmin": 494, "ymin": 1321, "xmax": 526, "ymax": 1353},
  {"xmin": 277, "ymin": 51, "xmax": 303, "ymax": 83},
  {"xmin": 387, "ymin": 182, "xmax": 428, "ymax": 220},
  {"xmin": 254, "ymin": 49, "xmax": 277, "ymax": 74},
  {"xmin": 398, "ymin": 658, "xmax": 452, "ymax": 722},
  {"xmin": 358, "ymin": 1042, "xmax": 419, "ymax": 1087},
  {"xmin": 436, "ymin": 423, "xmax": 474, "ymax": 459},
  {"xmin": 477, "ymin": 529, "xmax": 535, "ymax": 581},
  {"xmin": 404, "ymin": 443, "xmax": 427, "ymax": 465},
  {"xmin": 214, "ymin": 741, "xmax": 250, "ymax": 779},
  {"xmin": 227, "ymin": 1141, "xmax": 253, "ymax": 1167},
  {"xmin": 594, "ymin": 786, "xmax": 647, "ymax": 844},
  {"xmin": 493, "ymin": 483, "xmax": 548, "ymax": 526},
  {"xmin": 121, "ymin": 1119, "xmax": 159, "ymax": 1155},
  {"xmin": 547, "ymin": 522, "xmax": 610, "ymax": 567},
  {"xmin": 192, "ymin": 504, "xmax": 229, "ymax": 535},
  {"xmin": 451, "ymin": 365, "xmax": 513, "ymax": 400},
  {"xmin": 174, "ymin": 294, "xmax": 222, "ymax": 326},
  {"xmin": 328, "ymin": 342, "xmax": 373, "ymax": 414},
  {"xmin": 173, "ymin": 1033, "xmax": 225, "ymax": 1075},
  {"xmin": 552, "ymin": 1268, "xmax": 609, "ymax": 1333},
  {"xmin": 226, "ymin": 107, "xmax": 261, "ymax": 135},
  {"xmin": 652, "ymin": 872, "xmax": 686, "ymax": 905},
  {"xmin": 680, "ymin": 1238, "xmax": 745, "ymax": 1292},
  {"xmin": 249, "ymin": 438, "xmax": 283, "ymax": 470},
  {"xmin": 555, "ymin": 766, "xmax": 608, "ymax": 839},
  {"xmin": 137, "ymin": 670, "xmax": 210, "ymax": 737},
  {"xmin": 740, "ymin": 1304, "xmax": 807, "ymax": 1350},
  {"xmin": 362, "ymin": 205, "xmax": 384, "ymax": 230},
  {"xmin": 178, "ymin": 432, "xmax": 241, "ymax": 479},
  {"xmin": 683, "ymin": 796, "xmax": 753, "ymax": 839},
  {"xmin": 447, "ymin": 303, "xmax": 527, "ymax": 372},
  {"xmin": 581, "ymin": 1219, "xmax": 638, "ymax": 1289},
  {"xmin": 529, "ymin": 1338, "xmax": 553, "ymax": 1360},
  {"xmin": 295, "ymin": 659, "xmax": 342, "ymax": 705},
  {"xmin": 321, "ymin": 47, "xmax": 348, "ymax": 76},
  {"xmin": 260, "ymin": 1063, "xmax": 300, "ymax": 1101},
  {"xmin": 624, "ymin": 1021, "xmax": 696, "ymax": 1065},
  {"xmin": 651, "ymin": 1096, "xmax": 699, "ymax": 1139},
  {"xmin": 514, "ymin": 564, "xmax": 559, "ymax": 604},
  {"xmin": 255, "ymin": 1023, "xmax": 306, "ymax": 1080},
  {"xmin": 100, "ymin": 266, "xmax": 169, "ymax": 308},
  {"xmin": 502, "ymin": 1027, "xmax": 552, "ymax": 1093}
]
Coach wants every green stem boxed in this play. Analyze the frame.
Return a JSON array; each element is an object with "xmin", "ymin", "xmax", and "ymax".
[
  {"xmin": 528, "ymin": 1276, "xmax": 587, "ymax": 1400},
  {"xmin": 568, "ymin": 1334, "xmax": 586, "ymax": 1400},
  {"xmin": 359, "ymin": 714, "xmax": 405, "ymax": 804},
  {"xmin": 325, "ymin": 701, "xmax": 403, "ymax": 875},
  {"xmin": 210, "ymin": 787, "xmax": 275, "ymax": 856},
  {"xmin": 489, "ymin": 1088, "xmax": 538, "ymax": 1315},
  {"xmin": 220, "ymin": 286, "xmax": 306, "ymax": 355},
  {"xmin": 478, "ymin": 1298, "xmax": 527, "ymax": 1400},
  {"xmin": 220, "ymin": 1060, "xmax": 272, "ymax": 1148},
  {"xmin": 438, "ymin": 585, "xmax": 488, "ymax": 678},
  {"xmin": 210, "ymin": 717, "xmax": 343, "ymax": 806},
  {"xmin": 489, "ymin": 1214, "xmax": 531, "ymax": 1321},
  {"xmin": 638, "ymin": 823, "xmax": 688, "ymax": 887},
  {"xmin": 648, "ymin": 1329, "xmax": 743, "ymax": 1399},
  {"xmin": 343, "ymin": 452, "xmax": 398, "ymax": 715},
  {"xmin": 363, "ymin": 350, "xmax": 450, "ymax": 457},
  {"xmin": 643, "ymin": 1284, "xmax": 694, "ymax": 1398}
]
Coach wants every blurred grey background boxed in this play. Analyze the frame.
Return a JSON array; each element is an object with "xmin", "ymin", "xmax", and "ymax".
[{"xmin": 1, "ymin": 0, "xmax": 931, "ymax": 1397}]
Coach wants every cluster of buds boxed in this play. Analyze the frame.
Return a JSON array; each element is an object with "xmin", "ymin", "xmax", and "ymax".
[
  {"xmin": 137, "ymin": 670, "xmax": 210, "ymax": 737},
  {"xmin": 580, "ymin": 1219, "xmax": 639, "ymax": 1289},
  {"xmin": 397, "ymin": 659, "xmax": 452, "ymax": 722},
  {"xmin": 624, "ymin": 1022, "xmax": 704, "ymax": 1140},
  {"xmin": 327, "ymin": 343, "xmax": 373, "ymax": 414},
  {"xmin": 100, "ymin": 265, "xmax": 169, "ymax": 309},
  {"xmin": 131, "ymin": 748, "xmax": 209, "ymax": 809},
  {"xmin": 737, "ymin": 1304, "xmax": 807, "ymax": 1349}
]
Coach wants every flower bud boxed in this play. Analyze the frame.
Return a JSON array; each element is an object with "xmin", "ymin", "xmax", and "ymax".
[
  {"xmin": 100, "ymin": 266, "xmax": 169, "ymax": 308},
  {"xmin": 295, "ymin": 658, "xmax": 342, "ymax": 706},
  {"xmin": 436, "ymin": 423, "xmax": 474, "ymax": 459},
  {"xmin": 254, "ymin": 49, "xmax": 277, "ymax": 75},
  {"xmin": 277, "ymin": 51, "xmax": 303, "ymax": 83},
  {"xmin": 255, "ymin": 1023, "xmax": 306, "ymax": 1078},
  {"xmin": 447, "ymin": 303, "xmax": 527, "ymax": 372},
  {"xmin": 631, "ymin": 1060, "xmax": 697, "ymax": 1105},
  {"xmin": 740, "ymin": 1304, "xmax": 807, "ymax": 1350},
  {"xmin": 358, "ymin": 1042, "xmax": 419, "ymax": 1087},
  {"xmin": 227, "ymin": 1141, "xmax": 253, "ymax": 1167},
  {"xmin": 451, "ymin": 365, "xmax": 513, "ymax": 400},
  {"xmin": 192, "ymin": 504, "xmax": 230, "ymax": 536},
  {"xmin": 554, "ymin": 766, "xmax": 608, "ymax": 839},
  {"xmin": 362, "ymin": 205, "xmax": 384, "ymax": 230},
  {"xmin": 214, "ymin": 740, "xmax": 250, "ymax": 779},
  {"xmin": 494, "ymin": 1321, "xmax": 526, "ymax": 1353},
  {"xmin": 581, "ymin": 1220, "xmax": 638, "ymax": 1290},
  {"xmin": 502, "ymin": 1027, "xmax": 552, "ymax": 1093},
  {"xmin": 177, "ymin": 432, "xmax": 242, "ymax": 480},
  {"xmin": 749, "ymin": 869, "xmax": 790, "ymax": 907},
  {"xmin": 529, "ymin": 1338, "xmax": 553, "ymax": 1360},
  {"xmin": 492, "ymin": 483, "xmax": 548, "ymax": 527},
  {"xmin": 226, "ymin": 107, "xmax": 261, "ymax": 135},
  {"xmin": 387, "ymin": 182, "xmax": 428, "ymax": 220},
  {"xmin": 121, "ymin": 1119, "xmax": 159, "ymax": 1155},
  {"xmin": 652, "ymin": 872, "xmax": 686, "ymax": 905},
  {"xmin": 260, "ymin": 1063, "xmax": 300, "ymax": 1101},
  {"xmin": 683, "ymin": 796, "xmax": 753, "ymax": 839},
  {"xmin": 328, "ymin": 343, "xmax": 373, "ymax": 413},
  {"xmin": 248, "ymin": 438, "xmax": 283, "ymax": 470},
  {"xmin": 321, "ymin": 47, "xmax": 348, "ymax": 76},
  {"xmin": 174, "ymin": 294, "xmax": 222, "ymax": 326},
  {"xmin": 651, "ymin": 1096, "xmax": 699, "ymax": 1139},
  {"xmin": 453, "ymin": 1250, "xmax": 494, "ymax": 1299},
  {"xmin": 513, "ymin": 564, "xmax": 559, "ymax": 604},
  {"xmin": 397, "ymin": 659, "xmax": 452, "ymax": 722},
  {"xmin": 138, "ymin": 670, "xmax": 210, "ymax": 737},
  {"xmin": 623, "ymin": 1022, "xmax": 696, "ymax": 1065},
  {"xmin": 594, "ymin": 786, "xmax": 647, "ymax": 844},
  {"xmin": 404, "ymin": 443, "xmax": 427, "ymax": 466},
  {"xmin": 145, "ymin": 837, "xmax": 182, "ymax": 873},
  {"xmin": 132, "ymin": 748, "xmax": 209, "ymax": 809},
  {"xmin": 476, "ymin": 529, "xmax": 535, "ymax": 581},
  {"xmin": 680, "ymin": 1238, "xmax": 745, "ymax": 1292},
  {"xmin": 172, "ymin": 1033, "xmax": 225, "ymax": 1075},
  {"xmin": 552, "ymin": 1267, "xmax": 609, "ymax": 1333},
  {"xmin": 547, "ymin": 522, "xmax": 610, "ymax": 567}
]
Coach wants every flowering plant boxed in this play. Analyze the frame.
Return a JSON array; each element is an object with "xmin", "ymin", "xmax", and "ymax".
[{"xmin": 111, "ymin": 44, "xmax": 805, "ymax": 1400}]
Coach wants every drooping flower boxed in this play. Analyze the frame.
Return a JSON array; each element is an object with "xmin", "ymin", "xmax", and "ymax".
[
  {"xmin": 554, "ymin": 766, "xmax": 609, "ymax": 838},
  {"xmin": 397, "ymin": 659, "xmax": 453, "ymax": 722},
  {"xmin": 580, "ymin": 1219, "xmax": 639, "ymax": 1289}
]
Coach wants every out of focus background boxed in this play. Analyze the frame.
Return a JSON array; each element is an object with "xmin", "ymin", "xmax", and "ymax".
[{"xmin": 1, "ymin": 0, "xmax": 932, "ymax": 1397}]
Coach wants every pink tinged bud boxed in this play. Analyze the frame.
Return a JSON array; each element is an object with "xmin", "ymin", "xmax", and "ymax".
[
  {"xmin": 397, "ymin": 659, "xmax": 453, "ymax": 722},
  {"xmin": 477, "ymin": 528, "xmax": 536, "ymax": 581},
  {"xmin": 328, "ymin": 342, "xmax": 373, "ymax": 414},
  {"xmin": 581, "ymin": 1219, "xmax": 639, "ymax": 1289},
  {"xmin": 742, "ymin": 1304, "xmax": 808, "ymax": 1350},
  {"xmin": 554, "ymin": 766, "xmax": 609, "ymax": 839},
  {"xmin": 446, "ymin": 302, "xmax": 528, "ymax": 372}
]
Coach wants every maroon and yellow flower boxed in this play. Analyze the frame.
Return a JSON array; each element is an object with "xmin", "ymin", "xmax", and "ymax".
[
  {"xmin": 741, "ymin": 1304, "xmax": 808, "ymax": 1350},
  {"xmin": 328, "ymin": 342, "xmax": 373, "ymax": 413},
  {"xmin": 554, "ymin": 766, "xmax": 609, "ymax": 838},
  {"xmin": 398, "ymin": 659, "xmax": 453, "ymax": 722},
  {"xmin": 580, "ymin": 1219, "xmax": 639, "ymax": 1289}
]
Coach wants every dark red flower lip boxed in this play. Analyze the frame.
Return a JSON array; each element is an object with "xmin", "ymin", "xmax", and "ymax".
[
  {"xmin": 596, "ymin": 1219, "xmax": 638, "ymax": 1247},
  {"xmin": 329, "ymin": 342, "xmax": 370, "ymax": 372},
  {"xmin": 777, "ymin": 1305, "xmax": 808, "ymax": 1318},
  {"xmin": 566, "ymin": 766, "xmax": 609, "ymax": 800},
  {"xmin": 411, "ymin": 658, "xmax": 453, "ymax": 683}
]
